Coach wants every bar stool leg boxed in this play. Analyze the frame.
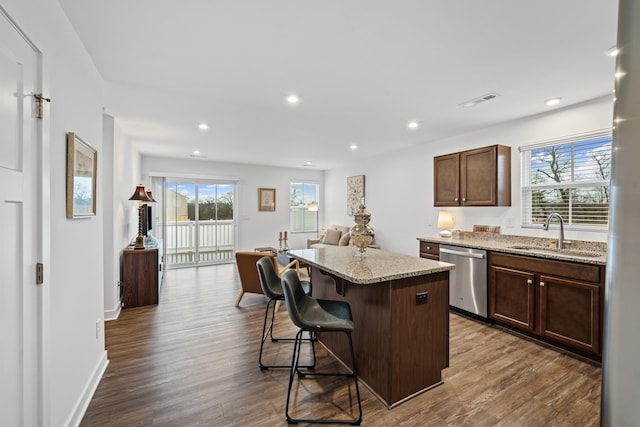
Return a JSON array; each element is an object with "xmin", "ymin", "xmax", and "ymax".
[
  {"xmin": 285, "ymin": 330, "xmax": 362, "ymax": 425},
  {"xmin": 259, "ymin": 299, "xmax": 316, "ymax": 370}
]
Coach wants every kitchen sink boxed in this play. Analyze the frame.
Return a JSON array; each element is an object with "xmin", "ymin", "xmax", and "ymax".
[{"xmin": 507, "ymin": 245, "xmax": 604, "ymax": 258}]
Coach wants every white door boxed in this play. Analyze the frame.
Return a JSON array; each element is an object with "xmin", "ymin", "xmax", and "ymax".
[{"xmin": 0, "ymin": 9, "xmax": 43, "ymax": 427}]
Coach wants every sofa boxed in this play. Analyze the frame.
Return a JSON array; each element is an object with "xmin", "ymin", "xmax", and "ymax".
[{"xmin": 307, "ymin": 224, "xmax": 380, "ymax": 249}]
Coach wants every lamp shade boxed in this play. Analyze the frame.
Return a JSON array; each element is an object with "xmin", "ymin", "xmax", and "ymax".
[
  {"xmin": 307, "ymin": 201, "xmax": 319, "ymax": 212},
  {"xmin": 146, "ymin": 190, "xmax": 157, "ymax": 203},
  {"xmin": 129, "ymin": 185, "xmax": 151, "ymax": 202},
  {"xmin": 437, "ymin": 211, "xmax": 456, "ymax": 237}
]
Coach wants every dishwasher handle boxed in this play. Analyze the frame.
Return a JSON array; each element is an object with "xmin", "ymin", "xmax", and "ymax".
[{"xmin": 439, "ymin": 248, "xmax": 486, "ymax": 259}]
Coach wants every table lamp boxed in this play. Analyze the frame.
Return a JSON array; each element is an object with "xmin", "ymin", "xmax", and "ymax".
[
  {"xmin": 437, "ymin": 211, "xmax": 456, "ymax": 238},
  {"xmin": 129, "ymin": 184, "xmax": 152, "ymax": 249}
]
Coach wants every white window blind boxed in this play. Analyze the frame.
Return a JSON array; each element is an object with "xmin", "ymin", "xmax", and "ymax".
[
  {"xmin": 290, "ymin": 181, "xmax": 319, "ymax": 233},
  {"xmin": 520, "ymin": 129, "xmax": 612, "ymax": 229}
]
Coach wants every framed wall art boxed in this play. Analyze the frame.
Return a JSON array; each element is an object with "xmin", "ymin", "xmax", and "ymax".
[
  {"xmin": 258, "ymin": 187, "xmax": 276, "ymax": 211},
  {"xmin": 347, "ymin": 175, "xmax": 365, "ymax": 215},
  {"xmin": 66, "ymin": 132, "xmax": 97, "ymax": 218}
]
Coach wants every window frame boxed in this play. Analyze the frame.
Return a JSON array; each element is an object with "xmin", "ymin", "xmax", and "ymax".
[
  {"xmin": 289, "ymin": 180, "xmax": 320, "ymax": 233},
  {"xmin": 519, "ymin": 129, "xmax": 612, "ymax": 232}
]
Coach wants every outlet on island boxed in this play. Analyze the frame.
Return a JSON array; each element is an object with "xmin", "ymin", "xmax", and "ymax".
[{"xmin": 415, "ymin": 292, "xmax": 428, "ymax": 305}]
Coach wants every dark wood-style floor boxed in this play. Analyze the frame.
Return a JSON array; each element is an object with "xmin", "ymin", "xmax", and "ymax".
[{"xmin": 81, "ymin": 264, "xmax": 601, "ymax": 426}]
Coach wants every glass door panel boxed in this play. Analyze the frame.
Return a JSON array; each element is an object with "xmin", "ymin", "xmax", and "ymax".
[
  {"xmin": 197, "ymin": 183, "xmax": 235, "ymax": 263},
  {"xmin": 165, "ymin": 181, "xmax": 196, "ymax": 266},
  {"xmin": 163, "ymin": 180, "xmax": 236, "ymax": 268}
]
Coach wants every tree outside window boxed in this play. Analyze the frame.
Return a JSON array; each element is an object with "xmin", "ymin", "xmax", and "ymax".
[{"xmin": 522, "ymin": 131, "xmax": 611, "ymax": 228}]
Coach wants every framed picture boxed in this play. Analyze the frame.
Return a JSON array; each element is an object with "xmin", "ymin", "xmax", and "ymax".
[
  {"xmin": 66, "ymin": 132, "xmax": 97, "ymax": 218},
  {"xmin": 258, "ymin": 187, "xmax": 276, "ymax": 211},
  {"xmin": 347, "ymin": 175, "xmax": 365, "ymax": 215}
]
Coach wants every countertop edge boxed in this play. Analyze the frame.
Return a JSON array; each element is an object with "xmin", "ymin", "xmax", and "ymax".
[
  {"xmin": 288, "ymin": 248, "xmax": 454, "ymax": 284},
  {"xmin": 417, "ymin": 237, "xmax": 606, "ymax": 266}
]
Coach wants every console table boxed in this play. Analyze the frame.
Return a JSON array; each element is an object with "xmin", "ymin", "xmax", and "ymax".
[{"xmin": 122, "ymin": 244, "xmax": 163, "ymax": 308}]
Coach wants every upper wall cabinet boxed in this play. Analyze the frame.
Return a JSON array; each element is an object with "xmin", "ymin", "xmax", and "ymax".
[{"xmin": 434, "ymin": 145, "xmax": 511, "ymax": 206}]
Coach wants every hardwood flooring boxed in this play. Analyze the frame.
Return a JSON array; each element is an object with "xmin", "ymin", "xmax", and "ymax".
[{"xmin": 81, "ymin": 264, "xmax": 601, "ymax": 426}]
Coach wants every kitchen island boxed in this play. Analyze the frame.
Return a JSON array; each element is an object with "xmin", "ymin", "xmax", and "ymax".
[{"xmin": 287, "ymin": 246, "xmax": 454, "ymax": 408}]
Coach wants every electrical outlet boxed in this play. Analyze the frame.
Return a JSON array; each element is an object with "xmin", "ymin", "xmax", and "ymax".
[{"xmin": 416, "ymin": 292, "xmax": 428, "ymax": 305}]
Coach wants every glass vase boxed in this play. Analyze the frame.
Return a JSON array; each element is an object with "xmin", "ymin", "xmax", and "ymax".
[{"xmin": 350, "ymin": 202, "xmax": 375, "ymax": 255}]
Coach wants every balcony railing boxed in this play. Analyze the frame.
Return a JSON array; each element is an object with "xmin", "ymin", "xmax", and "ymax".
[{"xmin": 162, "ymin": 220, "xmax": 235, "ymax": 265}]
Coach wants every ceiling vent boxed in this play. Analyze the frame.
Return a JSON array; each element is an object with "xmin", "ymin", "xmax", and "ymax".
[{"xmin": 458, "ymin": 92, "xmax": 501, "ymax": 108}]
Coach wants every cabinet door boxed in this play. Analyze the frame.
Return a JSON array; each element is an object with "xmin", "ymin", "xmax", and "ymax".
[
  {"xmin": 461, "ymin": 146, "xmax": 496, "ymax": 206},
  {"xmin": 539, "ymin": 275, "xmax": 600, "ymax": 354},
  {"xmin": 489, "ymin": 266, "xmax": 535, "ymax": 331},
  {"xmin": 434, "ymin": 153, "xmax": 460, "ymax": 206}
]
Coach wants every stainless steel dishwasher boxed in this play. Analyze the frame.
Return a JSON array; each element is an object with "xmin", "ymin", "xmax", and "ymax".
[{"xmin": 439, "ymin": 244, "xmax": 488, "ymax": 318}]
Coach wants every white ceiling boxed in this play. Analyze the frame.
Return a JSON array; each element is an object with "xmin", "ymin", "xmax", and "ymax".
[{"xmin": 58, "ymin": 0, "xmax": 618, "ymax": 170}]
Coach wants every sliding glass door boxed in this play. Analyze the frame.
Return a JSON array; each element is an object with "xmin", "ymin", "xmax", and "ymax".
[{"xmin": 161, "ymin": 179, "xmax": 236, "ymax": 268}]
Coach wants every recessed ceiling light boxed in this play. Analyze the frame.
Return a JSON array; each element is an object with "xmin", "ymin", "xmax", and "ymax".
[
  {"xmin": 189, "ymin": 150, "xmax": 207, "ymax": 158},
  {"xmin": 605, "ymin": 46, "xmax": 619, "ymax": 57},
  {"xmin": 287, "ymin": 94, "xmax": 300, "ymax": 104},
  {"xmin": 198, "ymin": 123, "xmax": 209, "ymax": 130},
  {"xmin": 544, "ymin": 97, "xmax": 562, "ymax": 106},
  {"xmin": 615, "ymin": 71, "xmax": 626, "ymax": 79},
  {"xmin": 349, "ymin": 143, "xmax": 359, "ymax": 151},
  {"xmin": 304, "ymin": 160, "xmax": 313, "ymax": 166},
  {"xmin": 408, "ymin": 121, "xmax": 419, "ymax": 129}
]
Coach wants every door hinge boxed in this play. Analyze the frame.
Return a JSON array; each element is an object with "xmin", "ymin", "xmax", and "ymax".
[
  {"xmin": 33, "ymin": 93, "xmax": 51, "ymax": 119},
  {"xmin": 36, "ymin": 263, "xmax": 44, "ymax": 285}
]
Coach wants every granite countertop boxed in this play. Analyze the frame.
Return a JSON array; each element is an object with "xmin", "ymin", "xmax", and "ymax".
[
  {"xmin": 418, "ymin": 231, "xmax": 607, "ymax": 266},
  {"xmin": 287, "ymin": 246, "xmax": 454, "ymax": 285}
]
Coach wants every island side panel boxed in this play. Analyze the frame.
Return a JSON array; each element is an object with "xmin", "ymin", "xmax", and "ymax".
[
  {"xmin": 310, "ymin": 266, "xmax": 393, "ymax": 404},
  {"xmin": 390, "ymin": 271, "xmax": 450, "ymax": 404}
]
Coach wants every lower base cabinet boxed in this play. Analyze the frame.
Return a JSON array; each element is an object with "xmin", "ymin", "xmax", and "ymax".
[
  {"xmin": 122, "ymin": 247, "xmax": 161, "ymax": 308},
  {"xmin": 489, "ymin": 252, "xmax": 604, "ymax": 361}
]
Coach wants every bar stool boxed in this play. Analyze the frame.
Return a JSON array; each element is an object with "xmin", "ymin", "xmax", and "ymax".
[
  {"xmin": 256, "ymin": 256, "xmax": 314, "ymax": 370},
  {"xmin": 280, "ymin": 269, "xmax": 362, "ymax": 425}
]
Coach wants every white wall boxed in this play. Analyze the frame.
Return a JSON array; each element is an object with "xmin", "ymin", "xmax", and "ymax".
[
  {"xmin": 3, "ymin": 0, "xmax": 109, "ymax": 425},
  {"xmin": 325, "ymin": 96, "xmax": 613, "ymax": 256},
  {"xmin": 102, "ymin": 114, "xmax": 119, "ymax": 320},
  {"xmin": 142, "ymin": 156, "xmax": 324, "ymax": 251}
]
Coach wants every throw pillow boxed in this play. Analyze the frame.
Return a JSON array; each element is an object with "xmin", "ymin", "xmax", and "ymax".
[
  {"xmin": 339, "ymin": 231, "xmax": 351, "ymax": 246},
  {"xmin": 323, "ymin": 229, "xmax": 342, "ymax": 245}
]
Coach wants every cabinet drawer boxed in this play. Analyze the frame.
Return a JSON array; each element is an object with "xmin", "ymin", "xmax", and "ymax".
[
  {"xmin": 490, "ymin": 252, "xmax": 601, "ymax": 284},
  {"xmin": 420, "ymin": 242, "xmax": 440, "ymax": 259}
]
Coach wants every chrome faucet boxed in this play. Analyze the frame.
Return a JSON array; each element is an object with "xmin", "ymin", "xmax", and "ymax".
[{"xmin": 543, "ymin": 212, "xmax": 566, "ymax": 249}]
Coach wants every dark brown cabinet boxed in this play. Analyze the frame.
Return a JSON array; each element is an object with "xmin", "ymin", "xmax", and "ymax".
[
  {"xmin": 122, "ymin": 247, "xmax": 162, "ymax": 308},
  {"xmin": 434, "ymin": 145, "xmax": 511, "ymax": 207},
  {"xmin": 490, "ymin": 266, "xmax": 535, "ymax": 331},
  {"xmin": 489, "ymin": 252, "xmax": 604, "ymax": 360},
  {"xmin": 539, "ymin": 274, "xmax": 600, "ymax": 355},
  {"xmin": 419, "ymin": 241, "xmax": 440, "ymax": 260}
]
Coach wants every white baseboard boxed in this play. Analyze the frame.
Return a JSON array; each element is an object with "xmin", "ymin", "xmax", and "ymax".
[
  {"xmin": 65, "ymin": 350, "xmax": 109, "ymax": 427},
  {"xmin": 104, "ymin": 301, "xmax": 121, "ymax": 321}
]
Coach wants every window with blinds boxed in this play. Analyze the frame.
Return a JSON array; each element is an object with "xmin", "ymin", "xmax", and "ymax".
[
  {"xmin": 290, "ymin": 181, "xmax": 319, "ymax": 233},
  {"xmin": 520, "ymin": 130, "xmax": 612, "ymax": 229}
]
